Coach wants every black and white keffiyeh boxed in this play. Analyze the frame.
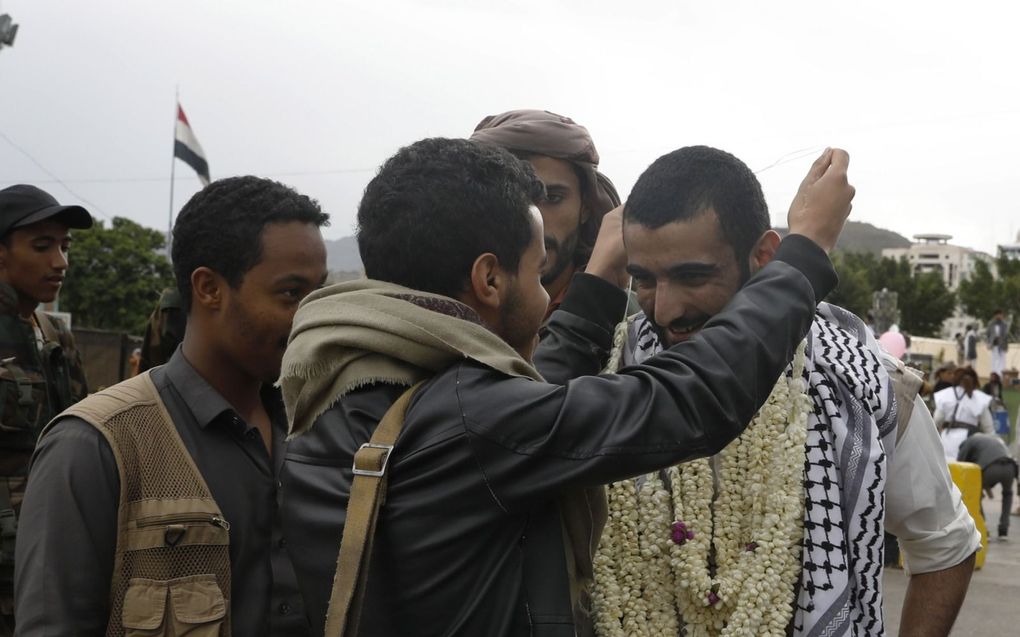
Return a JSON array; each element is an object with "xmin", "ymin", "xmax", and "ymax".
[{"xmin": 621, "ymin": 303, "xmax": 897, "ymax": 636}]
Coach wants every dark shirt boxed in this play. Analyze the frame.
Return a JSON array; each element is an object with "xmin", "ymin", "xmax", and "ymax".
[
  {"xmin": 14, "ymin": 350, "xmax": 309, "ymax": 636},
  {"xmin": 958, "ymin": 432, "xmax": 1014, "ymax": 470},
  {"xmin": 982, "ymin": 381, "xmax": 1003, "ymax": 401},
  {"xmin": 933, "ymin": 379, "xmax": 954, "ymax": 394}
]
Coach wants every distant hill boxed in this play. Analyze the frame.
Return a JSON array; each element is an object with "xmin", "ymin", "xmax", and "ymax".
[
  {"xmin": 325, "ymin": 236, "xmax": 363, "ymax": 272},
  {"xmin": 776, "ymin": 220, "xmax": 911, "ymax": 255},
  {"xmin": 327, "ymin": 220, "xmax": 912, "ymax": 271}
]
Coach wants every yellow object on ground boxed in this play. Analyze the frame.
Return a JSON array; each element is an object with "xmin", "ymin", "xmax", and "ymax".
[{"xmin": 948, "ymin": 461, "xmax": 987, "ymax": 569}]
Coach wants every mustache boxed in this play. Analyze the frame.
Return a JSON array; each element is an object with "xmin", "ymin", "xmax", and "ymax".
[
  {"xmin": 667, "ymin": 317, "xmax": 706, "ymax": 331},
  {"xmin": 653, "ymin": 316, "xmax": 709, "ymax": 335}
]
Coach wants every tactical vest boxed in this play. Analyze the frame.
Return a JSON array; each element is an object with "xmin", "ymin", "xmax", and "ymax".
[
  {"xmin": 0, "ymin": 309, "xmax": 81, "ymax": 614},
  {"xmin": 46, "ymin": 372, "xmax": 232, "ymax": 636}
]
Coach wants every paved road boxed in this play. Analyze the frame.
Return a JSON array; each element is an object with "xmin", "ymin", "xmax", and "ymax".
[{"xmin": 883, "ymin": 489, "xmax": 1020, "ymax": 635}]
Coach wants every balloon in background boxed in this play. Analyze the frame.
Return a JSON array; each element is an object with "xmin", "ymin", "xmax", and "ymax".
[{"xmin": 878, "ymin": 331, "xmax": 907, "ymax": 359}]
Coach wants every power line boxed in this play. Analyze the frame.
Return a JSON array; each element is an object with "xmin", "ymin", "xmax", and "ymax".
[
  {"xmin": 0, "ymin": 130, "xmax": 111, "ymax": 218},
  {"xmin": 0, "ymin": 167, "xmax": 379, "ymax": 186}
]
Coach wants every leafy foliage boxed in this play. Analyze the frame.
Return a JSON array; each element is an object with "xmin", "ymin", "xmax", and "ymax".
[
  {"xmin": 827, "ymin": 251, "xmax": 956, "ymax": 337},
  {"xmin": 958, "ymin": 257, "xmax": 1020, "ymax": 338},
  {"xmin": 61, "ymin": 217, "xmax": 174, "ymax": 333}
]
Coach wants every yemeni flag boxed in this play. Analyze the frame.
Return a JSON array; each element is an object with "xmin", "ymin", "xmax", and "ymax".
[{"xmin": 174, "ymin": 104, "xmax": 211, "ymax": 185}]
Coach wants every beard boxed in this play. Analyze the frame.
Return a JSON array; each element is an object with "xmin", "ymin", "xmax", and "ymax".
[
  {"xmin": 499, "ymin": 284, "xmax": 542, "ymax": 361},
  {"xmin": 541, "ymin": 229, "xmax": 581, "ymax": 287}
]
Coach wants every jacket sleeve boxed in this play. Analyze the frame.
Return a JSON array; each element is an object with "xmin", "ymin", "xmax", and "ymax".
[
  {"xmin": 533, "ymin": 273, "xmax": 629, "ymax": 385},
  {"xmin": 14, "ymin": 418, "xmax": 119, "ymax": 636},
  {"xmin": 459, "ymin": 235, "xmax": 836, "ymax": 511}
]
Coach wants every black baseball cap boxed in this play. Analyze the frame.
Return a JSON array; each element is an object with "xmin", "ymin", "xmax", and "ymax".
[{"xmin": 0, "ymin": 185, "xmax": 93, "ymax": 239}]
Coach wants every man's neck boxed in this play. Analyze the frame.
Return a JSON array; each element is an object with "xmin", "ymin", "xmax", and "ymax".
[
  {"xmin": 17, "ymin": 298, "xmax": 38, "ymax": 321},
  {"xmin": 181, "ymin": 334, "xmax": 264, "ymax": 418}
]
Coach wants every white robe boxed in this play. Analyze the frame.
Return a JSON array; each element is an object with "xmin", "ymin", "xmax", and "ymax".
[{"xmin": 933, "ymin": 387, "xmax": 993, "ymax": 461}]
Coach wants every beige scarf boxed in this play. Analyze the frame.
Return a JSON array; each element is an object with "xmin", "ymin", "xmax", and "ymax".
[
  {"xmin": 280, "ymin": 278, "xmax": 541, "ymax": 436},
  {"xmin": 279, "ymin": 279, "xmax": 606, "ymax": 632}
]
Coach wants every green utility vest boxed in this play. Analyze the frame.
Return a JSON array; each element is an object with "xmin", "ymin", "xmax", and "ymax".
[{"xmin": 0, "ymin": 283, "xmax": 88, "ymax": 611}]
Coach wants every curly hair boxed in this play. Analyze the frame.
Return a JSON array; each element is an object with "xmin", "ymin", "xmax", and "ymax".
[
  {"xmin": 357, "ymin": 138, "xmax": 544, "ymax": 299},
  {"xmin": 625, "ymin": 146, "xmax": 769, "ymax": 281},
  {"xmin": 171, "ymin": 176, "xmax": 330, "ymax": 311}
]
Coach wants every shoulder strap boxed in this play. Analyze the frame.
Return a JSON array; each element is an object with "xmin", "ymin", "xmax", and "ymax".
[
  {"xmin": 34, "ymin": 312, "xmax": 63, "ymax": 346},
  {"xmin": 889, "ymin": 360, "xmax": 924, "ymax": 443},
  {"xmin": 323, "ymin": 381, "xmax": 424, "ymax": 637}
]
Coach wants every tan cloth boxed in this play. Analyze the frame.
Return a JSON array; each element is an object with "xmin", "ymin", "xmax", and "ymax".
[
  {"xmin": 279, "ymin": 278, "xmax": 606, "ymax": 633},
  {"xmin": 279, "ymin": 279, "xmax": 542, "ymax": 437},
  {"xmin": 470, "ymin": 109, "xmax": 621, "ymax": 218},
  {"xmin": 48, "ymin": 372, "xmax": 231, "ymax": 637}
]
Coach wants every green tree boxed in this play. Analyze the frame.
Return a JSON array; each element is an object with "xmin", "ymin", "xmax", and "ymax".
[
  {"xmin": 957, "ymin": 259, "xmax": 998, "ymax": 322},
  {"xmin": 61, "ymin": 217, "xmax": 174, "ymax": 333},
  {"xmin": 828, "ymin": 252, "xmax": 876, "ymax": 318},
  {"xmin": 828, "ymin": 252, "xmax": 956, "ymax": 337},
  {"xmin": 871, "ymin": 257, "xmax": 956, "ymax": 337},
  {"xmin": 959, "ymin": 256, "xmax": 1020, "ymax": 339}
]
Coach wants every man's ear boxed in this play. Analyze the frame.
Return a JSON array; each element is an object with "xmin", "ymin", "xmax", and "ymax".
[
  {"xmin": 190, "ymin": 267, "xmax": 225, "ymax": 312},
  {"xmin": 459, "ymin": 252, "xmax": 516, "ymax": 331},
  {"xmin": 580, "ymin": 202, "xmax": 591, "ymax": 226},
  {"xmin": 749, "ymin": 229, "xmax": 782, "ymax": 273},
  {"xmin": 465, "ymin": 252, "xmax": 510, "ymax": 314}
]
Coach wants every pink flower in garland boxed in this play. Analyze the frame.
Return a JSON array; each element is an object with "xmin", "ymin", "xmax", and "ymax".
[
  {"xmin": 707, "ymin": 591, "xmax": 720, "ymax": 606},
  {"xmin": 671, "ymin": 520, "xmax": 695, "ymax": 545}
]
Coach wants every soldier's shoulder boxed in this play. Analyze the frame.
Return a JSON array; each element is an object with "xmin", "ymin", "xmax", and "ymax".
[
  {"xmin": 38, "ymin": 311, "xmax": 75, "ymax": 340},
  {"xmin": 158, "ymin": 287, "xmax": 183, "ymax": 311}
]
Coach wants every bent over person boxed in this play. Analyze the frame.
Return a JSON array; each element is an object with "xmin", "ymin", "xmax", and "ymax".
[
  {"xmin": 589, "ymin": 147, "xmax": 978, "ymax": 637},
  {"xmin": 279, "ymin": 137, "xmax": 853, "ymax": 636},
  {"xmin": 0, "ymin": 185, "xmax": 91, "ymax": 636},
  {"xmin": 15, "ymin": 177, "xmax": 329, "ymax": 636}
]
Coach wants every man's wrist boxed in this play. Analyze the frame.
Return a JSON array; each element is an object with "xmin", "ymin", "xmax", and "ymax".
[
  {"xmin": 557, "ymin": 273, "xmax": 629, "ymax": 330},
  {"xmin": 773, "ymin": 234, "xmax": 838, "ymax": 302}
]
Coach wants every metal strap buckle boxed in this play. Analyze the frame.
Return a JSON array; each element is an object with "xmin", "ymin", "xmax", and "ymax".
[{"xmin": 352, "ymin": 443, "xmax": 394, "ymax": 477}]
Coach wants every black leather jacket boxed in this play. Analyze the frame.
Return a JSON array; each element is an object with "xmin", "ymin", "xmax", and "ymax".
[{"xmin": 281, "ymin": 235, "xmax": 836, "ymax": 636}]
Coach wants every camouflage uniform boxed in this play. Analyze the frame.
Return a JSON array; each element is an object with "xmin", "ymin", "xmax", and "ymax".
[
  {"xmin": 139, "ymin": 287, "xmax": 186, "ymax": 372},
  {"xmin": 0, "ymin": 282, "xmax": 87, "ymax": 624}
]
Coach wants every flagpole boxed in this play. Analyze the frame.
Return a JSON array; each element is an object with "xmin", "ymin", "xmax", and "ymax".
[{"xmin": 167, "ymin": 85, "xmax": 179, "ymax": 256}]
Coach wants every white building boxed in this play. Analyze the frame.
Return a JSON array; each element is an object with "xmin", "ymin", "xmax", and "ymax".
[
  {"xmin": 999, "ymin": 231, "xmax": 1020, "ymax": 261},
  {"xmin": 882, "ymin": 234, "xmax": 993, "ymax": 292},
  {"xmin": 883, "ymin": 234, "xmax": 995, "ymax": 338}
]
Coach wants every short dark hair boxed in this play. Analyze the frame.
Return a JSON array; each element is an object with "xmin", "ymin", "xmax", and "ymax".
[
  {"xmin": 172, "ymin": 176, "xmax": 329, "ymax": 312},
  {"xmin": 357, "ymin": 138, "xmax": 544, "ymax": 298},
  {"xmin": 957, "ymin": 366, "xmax": 979, "ymax": 385},
  {"xmin": 624, "ymin": 146, "xmax": 769, "ymax": 279}
]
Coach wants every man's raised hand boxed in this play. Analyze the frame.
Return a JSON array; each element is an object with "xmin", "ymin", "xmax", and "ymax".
[
  {"xmin": 787, "ymin": 148, "xmax": 855, "ymax": 253},
  {"xmin": 586, "ymin": 205, "xmax": 628, "ymax": 289}
]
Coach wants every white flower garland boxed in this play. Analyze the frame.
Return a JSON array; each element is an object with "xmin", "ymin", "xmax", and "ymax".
[{"xmin": 593, "ymin": 341, "xmax": 810, "ymax": 637}]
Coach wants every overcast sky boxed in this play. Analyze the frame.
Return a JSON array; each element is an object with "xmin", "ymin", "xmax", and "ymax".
[{"xmin": 1, "ymin": 0, "xmax": 1017, "ymax": 254}]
